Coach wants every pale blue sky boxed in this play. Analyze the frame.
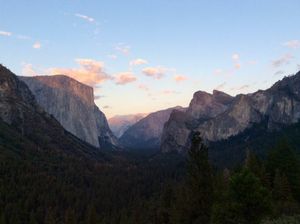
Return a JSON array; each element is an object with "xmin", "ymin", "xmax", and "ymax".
[{"xmin": 0, "ymin": 0, "xmax": 299, "ymax": 117}]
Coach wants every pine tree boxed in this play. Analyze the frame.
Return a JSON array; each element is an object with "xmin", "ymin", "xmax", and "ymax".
[
  {"xmin": 229, "ymin": 169, "xmax": 272, "ymax": 224},
  {"xmin": 64, "ymin": 208, "xmax": 76, "ymax": 224},
  {"xmin": 273, "ymin": 169, "xmax": 299, "ymax": 215},
  {"xmin": 173, "ymin": 131, "xmax": 213, "ymax": 224},
  {"xmin": 85, "ymin": 205, "xmax": 97, "ymax": 224},
  {"xmin": 267, "ymin": 139, "xmax": 300, "ymax": 201}
]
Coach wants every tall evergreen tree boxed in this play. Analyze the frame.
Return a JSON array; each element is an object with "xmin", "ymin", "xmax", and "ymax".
[{"xmin": 173, "ymin": 131, "xmax": 213, "ymax": 224}]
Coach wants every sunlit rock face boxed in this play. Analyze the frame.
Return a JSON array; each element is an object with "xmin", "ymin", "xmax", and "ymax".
[
  {"xmin": 119, "ymin": 106, "xmax": 186, "ymax": 150},
  {"xmin": 20, "ymin": 75, "xmax": 118, "ymax": 149},
  {"xmin": 108, "ymin": 113, "xmax": 148, "ymax": 138},
  {"xmin": 161, "ymin": 90, "xmax": 234, "ymax": 152},
  {"xmin": 161, "ymin": 71, "xmax": 300, "ymax": 153}
]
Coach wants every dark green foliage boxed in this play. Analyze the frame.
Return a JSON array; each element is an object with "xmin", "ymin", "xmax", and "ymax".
[
  {"xmin": 212, "ymin": 169, "xmax": 271, "ymax": 224},
  {"xmin": 1, "ymin": 111, "xmax": 300, "ymax": 224},
  {"xmin": 172, "ymin": 131, "xmax": 213, "ymax": 224}
]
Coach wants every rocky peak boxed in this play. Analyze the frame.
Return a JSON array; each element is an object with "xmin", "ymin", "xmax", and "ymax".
[
  {"xmin": 186, "ymin": 90, "xmax": 233, "ymax": 120},
  {"xmin": 212, "ymin": 89, "xmax": 234, "ymax": 105}
]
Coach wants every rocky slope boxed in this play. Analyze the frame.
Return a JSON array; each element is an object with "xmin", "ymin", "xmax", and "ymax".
[
  {"xmin": 20, "ymin": 75, "xmax": 118, "ymax": 149},
  {"xmin": 119, "ymin": 106, "xmax": 186, "ymax": 149},
  {"xmin": 161, "ymin": 71, "xmax": 300, "ymax": 152},
  {"xmin": 0, "ymin": 64, "xmax": 100, "ymax": 155},
  {"xmin": 108, "ymin": 113, "xmax": 147, "ymax": 138}
]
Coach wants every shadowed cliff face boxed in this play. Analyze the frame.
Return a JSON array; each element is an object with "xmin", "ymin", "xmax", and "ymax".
[
  {"xmin": 0, "ymin": 64, "xmax": 101, "ymax": 155},
  {"xmin": 161, "ymin": 71, "xmax": 300, "ymax": 153},
  {"xmin": 119, "ymin": 106, "xmax": 186, "ymax": 150},
  {"xmin": 19, "ymin": 75, "xmax": 118, "ymax": 149},
  {"xmin": 108, "ymin": 113, "xmax": 148, "ymax": 138}
]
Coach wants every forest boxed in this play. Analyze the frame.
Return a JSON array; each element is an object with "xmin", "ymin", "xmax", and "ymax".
[{"xmin": 1, "ymin": 119, "xmax": 300, "ymax": 224}]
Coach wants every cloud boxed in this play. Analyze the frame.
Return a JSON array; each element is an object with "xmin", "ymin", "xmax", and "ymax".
[
  {"xmin": 103, "ymin": 105, "xmax": 111, "ymax": 109},
  {"xmin": 75, "ymin": 13, "xmax": 95, "ymax": 23},
  {"xmin": 17, "ymin": 35, "xmax": 31, "ymax": 40},
  {"xmin": 33, "ymin": 42, "xmax": 41, "ymax": 49},
  {"xmin": 22, "ymin": 63, "xmax": 39, "ymax": 76},
  {"xmin": 232, "ymin": 53, "xmax": 240, "ymax": 60},
  {"xmin": 274, "ymin": 70, "xmax": 285, "ymax": 76},
  {"xmin": 215, "ymin": 82, "xmax": 226, "ymax": 90},
  {"xmin": 214, "ymin": 68, "xmax": 223, "ymax": 75},
  {"xmin": 130, "ymin": 58, "xmax": 148, "ymax": 66},
  {"xmin": 115, "ymin": 43, "xmax": 130, "ymax": 55},
  {"xmin": 50, "ymin": 59, "xmax": 112, "ymax": 87},
  {"xmin": 94, "ymin": 95, "xmax": 105, "ymax": 100},
  {"xmin": 283, "ymin": 40, "xmax": 300, "ymax": 49},
  {"xmin": 137, "ymin": 84, "xmax": 149, "ymax": 91},
  {"xmin": 174, "ymin": 74, "xmax": 187, "ymax": 82},
  {"xmin": 234, "ymin": 63, "xmax": 241, "ymax": 69},
  {"xmin": 237, "ymin": 85, "xmax": 250, "ymax": 91},
  {"xmin": 107, "ymin": 54, "xmax": 117, "ymax": 60},
  {"xmin": 114, "ymin": 72, "xmax": 137, "ymax": 85},
  {"xmin": 298, "ymin": 64, "xmax": 300, "ymax": 71},
  {"xmin": 0, "ymin": 30, "xmax": 12, "ymax": 36},
  {"xmin": 162, "ymin": 90, "xmax": 180, "ymax": 95},
  {"xmin": 142, "ymin": 67, "xmax": 165, "ymax": 79},
  {"xmin": 272, "ymin": 53, "xmax": 294, "ymax": 67}
]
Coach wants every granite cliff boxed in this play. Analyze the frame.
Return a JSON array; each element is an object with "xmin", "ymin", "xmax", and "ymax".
[
  {"xmin": 161, "ymin": 71, "xmax": 300, "ymax": 152},
  {"xmin": 20, "ymin": 75, "xmax": 118, "ymax": 149},
  {"xmin": 0, "ymin": 64, "xmax": 100, "ymax": 155}
]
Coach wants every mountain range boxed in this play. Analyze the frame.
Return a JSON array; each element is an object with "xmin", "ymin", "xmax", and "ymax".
[
  {"xmin": 2, "ymin": 63, "xmax": 300, "ymax": 159},
  {"xmin": 108, "ymin": 113, "xmax": 148, "ymax": 138},
  {"xmin": 161, "ymin": 71, "xmax": 300, "ymax": 153}
]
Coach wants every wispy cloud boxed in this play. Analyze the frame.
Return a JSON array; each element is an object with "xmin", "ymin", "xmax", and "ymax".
[
  {"xmin": 174, "ymin": 74, "xmax": 187, "ymax": 82},
  {"xmin": 283, "ymin": 40, "xmax": 300, "ymax": 49},
  {"xmin": 33, "ymin": 42, "xmax": 41, "ymax": 49},
  {"xmin": 162, "ymin": 89, "xmax": 180, "ymax": 95},
  {"xmin": 75, "ymin": 13, "xmax": 95, "ymax": 23},
  {"xmin": 103, "ymin": 105, "xmax": 111, "ymax": 109},
  {"xmin": 114, "ymin": 72, "xmax": 137, "ymax": 85},
  {"xmin": 142, "ymin": 67, "xmax": 165, "ymax": 79},
  {"xmin": 215, "ymin": 82, "xmax": 226, "ymax": 90},
  {"xmin": 50, "ymin": 59, "xmax": 112, "ymax": 87},
  {"xmin": 130, "ymin": 58, "xmax": 148, "ymax": 66},
  {"xmin": 232, "ymin": 53, "xmax": 240, "ymax": 60},
  {"xmin": 17, "ymin": 35, "xmax": 31, "ymax": 40},
  {"xmin": 232, "ymin": 53, "xmax": 241, "ymax": 69},
  {"xmin": 274, "ymin": 70, "xmax": 285, "ymax": 76},
  {"xmin": 107, "ymin": 54, "xmax": 117, "ymax": 60},
  {"xmin": 237, "ymin": 85, "xmax": 250, "ymax": 91},
  {"xmin": 94, "ymin": 95, "xmax": 105, "ymax": 100},
  {"xmin": 21, "ymin": 63, "xmax": 39, "ymax": 76},
  {"xmin": 272, "ymin": 53, "xmax": 294, "ymax": 67},
  {"xmin": 115, "ymin": 43, "xmax": 131, "ymax": 55},
  {"xmin": 137, "ymin": 84, "xmax": 149, "ymax": 91},
  {"xmin": 0, "ymin": 30, "xmax": 12, "ymax": 36},
  {"xmin": 214, "ymin": 68, "xmax": 223, "ymax": 75}
]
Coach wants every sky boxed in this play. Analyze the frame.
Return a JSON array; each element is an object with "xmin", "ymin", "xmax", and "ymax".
[{"xmin": 0, "ymin": 0, "xmax": 300, "ymax": 118}]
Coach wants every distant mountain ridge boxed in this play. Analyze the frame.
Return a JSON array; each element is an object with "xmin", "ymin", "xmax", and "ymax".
[
  {"xmin": 161, "ymin": 71, "xmax": 300, "ymax": 152},
  {"xmin": 108, "ymin": 113, "xmax": 148, "ymax": 138},
  {"xmin": 119, "ymin": 106, "xmax": 186, "ymax": 149},
  {"xmin": 20, "ymin": 75, "xmax": 118, "ymax": 149}
]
